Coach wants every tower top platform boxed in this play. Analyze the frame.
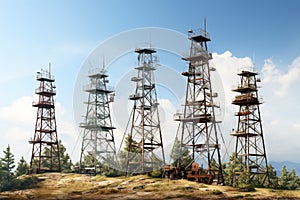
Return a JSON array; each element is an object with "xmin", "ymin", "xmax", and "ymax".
[
  {"xmin": 88, "ymin": 68, "xmax": 108, "ymax": 78},
  {"xmin": 135, "ymin": 48, "xmax": 156, "ymax": 54},
  {"xmin": 188, "ymin": 28, "xmax": 211, "ymax": 42},
  {"xmin": 237, "ymin": 70, "xmax": 258, "ymax": 77}
]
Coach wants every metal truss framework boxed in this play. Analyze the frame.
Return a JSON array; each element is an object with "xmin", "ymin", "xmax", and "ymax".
[
  {"xmin": 231, "ymin": 70, "xmax": 269, "ymax": 185},
  {"xmin": 29, "ymin": 67, "xmax": 61, "ymax": 173},
  {"xmin": 79, "ymin": 68, "xmax": 117, "ymax": 172},
  {"xmin": 125, "ymin": 48, "xmax": 165, "ymax": 175},
  {"xmin": 174, "ymin": 28, "xmax": 224, "ymax": 184}
]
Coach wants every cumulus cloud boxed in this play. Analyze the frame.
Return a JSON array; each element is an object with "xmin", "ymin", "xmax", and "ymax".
[
  {"xmin": 213, "ymin": 52, "xmax": 300, "ymax": 162},
  {"xmin": 212, "ymin": 51, "xmax": 254, "ymax": 106},
  {"xmin": 0, "ymin": 96, "xmax": 35, "ymax": 125},
  {"xmin": 262, "ymin": 57, "xmax": 300, "ymax": 97},
  {"xmin": 158, "ymin": 98, "xmax": 179, "ymax": 162},
  {"xmin": 259, "ymin": 56, "xmax": 300, "ymax": 162},
  {"xmin": 212, "ymin": 51, "xmax": 255, "ymax": 152},
  {"xmin": 0, "ymin": 95, "xmax": 78, "ymax": 162}
]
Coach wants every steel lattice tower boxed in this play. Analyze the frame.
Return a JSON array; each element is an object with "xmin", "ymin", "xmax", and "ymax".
[
  {"xmin": 174, "ymin": 27, "xmax": 224, "ymax": 184},
  {"xmin": 231, "ymin": 70, "xmax": 269, "ymax": 185},
  {"xmin": 29, "ymin": 67, "xmax": 61, "ymax": 173},
  {"xmin": 125, "ymin": 48, "xmax": 165, "ymax": 175},
  {"xmin": 79, "ymin": 68, "xmax": 117, "ymax": 173}
]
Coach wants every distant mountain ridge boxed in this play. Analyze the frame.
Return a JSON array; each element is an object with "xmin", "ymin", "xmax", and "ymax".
[{"xmin": 270, "ymin": 161, "xmax": 300, "ymax": 176}]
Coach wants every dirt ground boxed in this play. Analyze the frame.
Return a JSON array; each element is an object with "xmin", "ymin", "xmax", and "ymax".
[{"xmin": 1, "ymin": 173, "xmax": 300, "ymax": 199}]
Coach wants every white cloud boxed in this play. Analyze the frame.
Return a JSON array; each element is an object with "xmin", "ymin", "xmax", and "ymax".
[
  {"xmin": 260, "ymin": 56, "xmax": 300, "ymax": 161},
  {"xmin": 0, "ymin": 95, "xmax": 78, "ymax": 163},
  {"xmin": 262, "ymin": 56, "xmax": 300, "ymax": 97},
  {"xmin": 213, "ymin": 51, "xmax": 300, "ymax": 162},
  {"xmin": 212, "ymin": 51, "xmax": 255, "ymax": 150},
  {"xmin": 293, "ymin": 123, "xmax": 300, "ymax": 132},
  {"xmin": 158, "ymin": 98, "xmax": 179, "ymax": 163},
  {"xmin": 212, "ymin": 51, "xmax": 254, "ymax": 106},
  {"xmin": 0, "ymin": 96, "xmax": 35, "ymax": 125},
  {"xmin": 55, "ymin": 102, "xmax": 77, "ymax": 138}
]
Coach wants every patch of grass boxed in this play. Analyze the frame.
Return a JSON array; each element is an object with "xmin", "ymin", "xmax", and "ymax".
[
  {"xmin": 198, "ymin": 183, "xmax": 208, "ymax": 188},
  {"xmin": 151, "ymin": 183, "xmax": 162, "ymax": 188},
  {"xmin": 238, "ymin": 183, "xmax": 256, "ymax": 192},
  {"xmin": 144, "ymin": 182, "xmax": 170, "ymax": 192},
  {"xmin": 93, "ymin": 175, "xmax": 107, "ymax": 182},
  {"xmin": 107, "ymin": 180, "xmax": 124, "ymax": 188},
  {"xmin": 98, "ymin": 188, "xmax": 119, "ymax": 194},
  {"xmin": 0, "ymin": 175, "xmax": 40, "ymax": 192},
  {"xmin": 128, "ymin": 175, "xmax": 148, "ymax": 181},
  {"xmin": 211, "ymin": 189, "xmax": 223, "ymax": 195},
  {"xmin": 165, "ymin": 193, "xmax": 192, "ymax": 199},
  {"xmin": 174, "ymin": 186, "xmax": 194, "ymax": 191}
]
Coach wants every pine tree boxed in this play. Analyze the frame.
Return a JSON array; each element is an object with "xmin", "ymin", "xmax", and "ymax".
[
  {"xmin": 81, "ymin": 153, "xmax": 99, "ymax": 168},
  {"xmin": 170, "ymin": 137, "xmax": 192, "ymax": 169},
  {"xmin": 279, "ymin": 165, "xmax": 289, "ymax": 189},
  {"xmin": 0, "ymin": 145, "xmax": 15, "ymax": 182},
  {"xmin": 58, "ymin": 140, "xmax": 73, "ymax": 172},
  {"xmin": 15, "ymin": 156, "xmax": 29, "ymax": 176},
  {"xmin": 223, "ymin": 152, "xmax": 244, "ymax": 187},
  {"xmin": 287, "ymin": 169, "xmax": 299, "ymax": 190},
  {"xmin": 277, "ymin": 166, "xmax": 300, "ymax": 190},
  {"xmin": 267, "ymin": 164, "xmax": 278, "ymax": 188},
  {"xmin": 43, "ymin": 140, "xmax": 72, "ymax": 172}
]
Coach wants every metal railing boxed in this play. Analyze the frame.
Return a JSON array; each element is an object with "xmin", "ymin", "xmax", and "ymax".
[
  {"xmin": 135, "ymin": 63, "xmax": 157, "ymax": 70},
  {"xmin": 88, "ymin": 68, "xmax": 107, "ymax": 76},
  {"xmin": 35, "ymin": 87, "xmax": 56, "ymax": 94},
  {"xmin": 232, "ymin": 84, "xmax": 256, "ymax": 91},
  {"xmin": 83, "ymin": 83, "xmax": 114, "ymax": 92},
  {"xmin": 129, "ymin": 93, "xmax": 142, "ymax": 99},
  {"xmin": 173, "ymin": 112, "xmax": 184, "ymax": 121},
  {"xmin": 80, "ymin": 118, "xmax": 109, "ymax": 127},
  {"xmin": 36, "ymin": 69, "xmax": 54, "ymax": 80},
  {"xmin": 188, "ymin": 28, "xmax": 210, "ymax": 40},
  {"xmin": 32, "ymin": 100, "xmax": 53, "ymax": 106}
]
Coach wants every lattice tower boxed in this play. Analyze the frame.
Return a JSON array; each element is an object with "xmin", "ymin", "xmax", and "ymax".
[
  {"xmin": 29, "ymin": 66, "xmax": 61, "ymax": 173},
  {"xmin": 124, "ymin": 48, "xmax": 165, "ymax": 175},
  {"xmin": 231, "ymin": 70, "xmax": 269, "ymax": 185},
  {"xmin": 79, "ymin": 68, "xmax": 117, "ymax": 172},
  {"xmin": 173, "ymin": 27, "xmax": 224, "ymax": 184}
]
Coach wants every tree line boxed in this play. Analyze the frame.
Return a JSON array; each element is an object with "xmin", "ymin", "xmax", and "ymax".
[
  {"xmin": 1, "ymin": 137, "xmax": 300, "ymax": 192},
  {"xmin": 170, "ymin": 137, "xmax": 300, "ymax": 190},
  {"xmin": 222, "ymin": 153, "xmax": 300, "ymax": 190}
]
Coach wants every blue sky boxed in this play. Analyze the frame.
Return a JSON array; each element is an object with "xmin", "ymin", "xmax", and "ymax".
[{"xmin": 0, "ymin": 0, "xmax": 300, "ymax": 164}]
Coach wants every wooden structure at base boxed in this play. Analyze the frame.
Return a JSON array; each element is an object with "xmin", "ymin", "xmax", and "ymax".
[{"xmin": 163, "ymin": 162, "xmax": 214, "ymax": 184}]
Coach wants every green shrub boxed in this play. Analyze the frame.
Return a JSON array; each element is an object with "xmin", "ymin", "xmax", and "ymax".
[
  {"xmin": 238, "ymin": 183, "xmax": 255, "ymax": 192},
  {"xmin": 149, "ymin": 170, "xmax": 162, "ymax": 178},
  {"xmin": 0, "ymin": 175, "xmax": 39, "ymax": 192},
  {"xmin": 18, "ymin": 176, "xmax": 39, "ymax": 189},
  {"xmin": 212, "ymin": 189, "xmax": 223, "ymax": 195}
]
